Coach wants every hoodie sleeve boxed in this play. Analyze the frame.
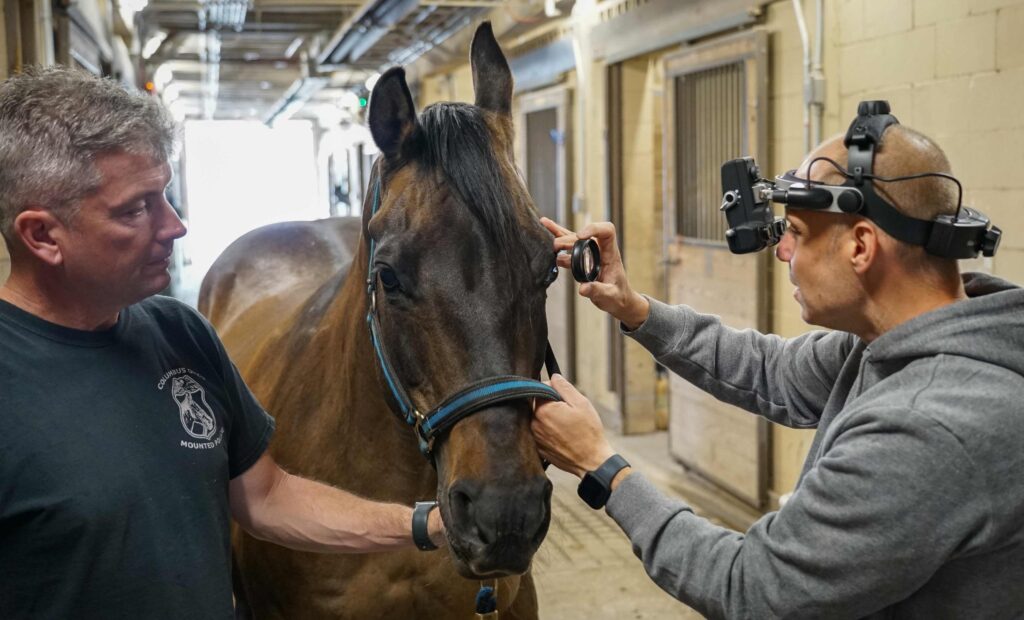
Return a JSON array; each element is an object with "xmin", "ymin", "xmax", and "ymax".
[
  {"xmin": 624, "ymin": 297, "xmax": 855, "ymax": 428},
  {"xmin": 605, "ymin": 405, "xmax": 986, "ymax": 619}
]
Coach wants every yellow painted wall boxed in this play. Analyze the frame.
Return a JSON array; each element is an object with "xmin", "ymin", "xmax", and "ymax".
[
  {"xmin": 618, "ymin": 53, "xmax": 668, "ymax": 432},
  {"xmin": 419, "ymin": 64, "xmax": 474, "ymax": 108},
  {"xmin": 822, "ymin": 0, "xmax": 1024, "ymax": 281},
  {"xmin": 573, "ymin": 61, "xmax": 620, "ymax": 418}
]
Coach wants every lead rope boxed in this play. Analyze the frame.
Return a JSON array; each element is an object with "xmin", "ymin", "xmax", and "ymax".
[{"xmin": 475, "ymin": 579, "xmax": 498, "ymax": 619}]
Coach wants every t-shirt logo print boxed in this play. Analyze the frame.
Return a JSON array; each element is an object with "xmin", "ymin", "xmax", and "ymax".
[{"xmin": 171, "ymin": 375, "xmax": 218, "ymax": 440}]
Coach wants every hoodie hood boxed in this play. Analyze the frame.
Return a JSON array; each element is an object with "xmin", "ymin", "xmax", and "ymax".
[{"xmin": 867, "ymin": 272, "xmax": 1024, "ymax": 378}]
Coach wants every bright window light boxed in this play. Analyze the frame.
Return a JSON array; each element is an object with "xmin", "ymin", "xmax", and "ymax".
[
  {"xmin": 154, "ymin": 64, "xmax": 173, "ymax": 89},
  {"xmin": 142, "ymin": 31, "xmax": 167, "ymax": 59},
  {"xmin": 180, "ymin": 120, "xmax": 325, "ymax": 299}
]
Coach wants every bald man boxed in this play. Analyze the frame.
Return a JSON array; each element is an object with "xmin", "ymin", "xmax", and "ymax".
[{"xmin": 532, "ymin": 124, "xmax": 1024, "ymax": 618}]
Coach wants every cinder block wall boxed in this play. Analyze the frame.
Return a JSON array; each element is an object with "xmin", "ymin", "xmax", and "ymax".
[
  {"xmin": 832, "ymin": 0, "xmax": 1024, "ymax": 281},
  {"xmin": 618, "ymin": 54, "xmax": 663, "ymax": 433},
  {"xmin": 573, "ymin": 61, "xmax": 620, "ymax": 418}
]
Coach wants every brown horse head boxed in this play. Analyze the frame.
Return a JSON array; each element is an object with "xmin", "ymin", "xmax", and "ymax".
[{"xmin": 365, "ymin": 23, "xmax": 555, "ymax": 578}]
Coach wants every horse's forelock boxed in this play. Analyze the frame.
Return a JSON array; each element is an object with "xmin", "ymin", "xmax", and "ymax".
[{"xmin": 416, "ymin": 102, "xmax": 532, "ymax": 269}]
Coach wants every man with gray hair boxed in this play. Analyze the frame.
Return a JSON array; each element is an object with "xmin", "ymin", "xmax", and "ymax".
[{"xmin": 0, "ymin": 66, "xmax": 442, "ymax": 619}]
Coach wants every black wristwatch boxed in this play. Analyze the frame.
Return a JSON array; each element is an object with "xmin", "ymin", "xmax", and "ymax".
[
  {"xmin": 412, "ymin": 501, "xmax": 439, "ymax": 551},
  {"xmin": 577, "ymin": 454, "xmax": 630, "ymax": 510}
]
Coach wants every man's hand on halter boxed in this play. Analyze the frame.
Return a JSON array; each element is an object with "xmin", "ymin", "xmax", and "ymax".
[
  {"xmin": 532, "ymin": 375, "xmax": 630, "ymax": 490},
  {"xmin": 539, "ymin": 217, "xmax": 650, "ymax": 331}
]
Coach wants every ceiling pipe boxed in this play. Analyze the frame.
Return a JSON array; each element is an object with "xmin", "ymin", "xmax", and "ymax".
[
  {"xmin": 811, "ymin": 0, "xmax": 825, "ymax": 147},
  {"xmin": 316, "ymin": 0, "xmax": 419, "ymax": 67},
  {"xmin": 264, "ymin": 50, "xmax": 329, "ymax": 126},
  {"xmin": 792, "ymin": 0, "xmax": 825, "ymax": 154},
  {"xmin": 265, "ymin": 0, "xmax": 489, "ymax": 124}
]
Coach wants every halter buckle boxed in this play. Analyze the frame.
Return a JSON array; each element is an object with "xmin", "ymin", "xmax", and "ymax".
[
  {"xmin": 370, "ymin": 288, "xmax": 377, "ymax": 315},
  {"xmin": 412, "ymin": 410, "xmax": 435, "ymax": 454}
]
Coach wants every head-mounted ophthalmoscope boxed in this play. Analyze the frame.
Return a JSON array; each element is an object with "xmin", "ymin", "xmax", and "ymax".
[{"xmin": 719, "ymin": 100, "xmax": 1002, "ymax": 259}]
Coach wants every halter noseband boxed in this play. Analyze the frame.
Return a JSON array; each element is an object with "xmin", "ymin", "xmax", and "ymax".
[{"xmin": 365, "ymin": 176, "xmax": 562, "ymax": 457}]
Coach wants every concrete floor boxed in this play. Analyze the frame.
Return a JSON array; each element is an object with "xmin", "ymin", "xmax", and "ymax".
[
  {"xmin": 532, "ymin": 430, "xmax": 752, "ymax": 620},
  {"xmin": 532, "ymin": 465, "xmax": 702, "ymax": 620}
]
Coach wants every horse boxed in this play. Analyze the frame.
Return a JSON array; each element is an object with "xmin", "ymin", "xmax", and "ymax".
[{"xmin": 198, "ymin": 23, "xmax": 560, "ymax": 619}]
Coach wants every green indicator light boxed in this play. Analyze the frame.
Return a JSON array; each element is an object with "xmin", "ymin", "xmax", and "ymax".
[{"xmin": 359, "ymin": 97, "xmax": 368, "ymax": 107}]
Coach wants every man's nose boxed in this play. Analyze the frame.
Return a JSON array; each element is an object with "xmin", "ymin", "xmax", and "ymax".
[
  {"xmin": 775, "ymin": 231, "xmax": 794, "ymax": 262},
  {"xmin": 157, "ymin": 198, "xmax": 187, "ymax": 241}
]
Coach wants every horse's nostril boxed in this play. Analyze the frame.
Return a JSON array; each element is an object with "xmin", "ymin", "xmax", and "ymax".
[
  {"xmin": 450, "ymin": 487, "xmax": 474, "ymax": 522},
  {"xmin": 449, "ymin": 484, "xmax": 489, "ymax": 545}
]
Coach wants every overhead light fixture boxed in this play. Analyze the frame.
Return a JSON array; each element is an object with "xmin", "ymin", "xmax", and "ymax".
[
  {"xmin": 141, "ymin": 31, "xmax": 168, "ymax": 59},
  {"xmin": 153, "ymin": 64, "xmax": 173, "ymax": 89},
  {"xmin": 364, "ymin": 72, "xmax": 381, "ymax": 91},
  {"xmin": 263, "ymin": 76, "xmax": 329, "ymax": 127},
  {"xmin": 168, "ymin": 99, "xmax": 187, "ymax": 122},
  {"xmin": 162, "ymin": 82, "xmax": 181, "ymax": 103},
  {"xmin": 118, "ymin": 0, "xmax": 149, "ymax": 27},
  {"xmin": 338, "ymin": 90, "xmax": 360, "ymax": 110},
  {"xmin": 203, "ymin": 0, "xmax": 249, "ymax": 32},
  {"xmin": 284, "ymin": 37, "xmax": 304, "ymax": 59}
]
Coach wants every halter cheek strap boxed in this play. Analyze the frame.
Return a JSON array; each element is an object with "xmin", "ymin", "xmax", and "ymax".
[{"xmin": 365, "ymin": 176, "xmax": 562, "ymax": 457}]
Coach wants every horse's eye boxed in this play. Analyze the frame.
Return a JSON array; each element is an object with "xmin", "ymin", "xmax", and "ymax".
[{"xmin": 379, "ymin": 267, "xmax": 400, "ymax": 291}]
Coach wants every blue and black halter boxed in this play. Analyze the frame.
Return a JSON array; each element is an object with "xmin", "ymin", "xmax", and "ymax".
[{"xmin": 365, "ymin": 177, "xmax": 563, "ymax": 457}]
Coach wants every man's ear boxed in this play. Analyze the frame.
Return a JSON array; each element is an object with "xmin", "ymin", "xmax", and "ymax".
[
  {"xmin": 849, "ymin": 219, "xmax": 878, "ymax": 274},
  {"xmin": 12, "ymin": 209, "xmax": 65, "ymax": 267}
]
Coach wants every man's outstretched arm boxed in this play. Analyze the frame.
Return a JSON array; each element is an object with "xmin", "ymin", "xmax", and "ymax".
[{"xmin": 228, "ymin": 452, "xmax": 444, "ymax": 553}]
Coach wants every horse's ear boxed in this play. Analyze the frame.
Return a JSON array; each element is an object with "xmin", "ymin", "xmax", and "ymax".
[
  {"xmin": 471, "ymin": 22, "xmax": 513, "ymax": 115},
  {"xmin": 368, "ymin": 67, "xmax": 420, "ymax": 159}
]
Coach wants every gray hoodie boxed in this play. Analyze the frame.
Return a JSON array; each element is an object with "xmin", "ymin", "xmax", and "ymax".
[{"xmin": 607, "ymin": 273, "xmax": 1024, "ymax": 619}]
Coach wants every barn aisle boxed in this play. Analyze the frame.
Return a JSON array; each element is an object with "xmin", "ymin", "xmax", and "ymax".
[{"xmin": 531, "ymin": 430, "xmax": 750, "ymax": 620}]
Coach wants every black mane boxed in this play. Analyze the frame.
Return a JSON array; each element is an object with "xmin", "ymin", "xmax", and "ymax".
[{"xmin": 417, "ymin": 102, "xmax": 527, "ymax": 259}]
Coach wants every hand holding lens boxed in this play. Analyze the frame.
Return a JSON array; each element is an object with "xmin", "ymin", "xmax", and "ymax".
[{"xmin": 570, "ymin": 238, "xmax": 601, "ymax": 283}]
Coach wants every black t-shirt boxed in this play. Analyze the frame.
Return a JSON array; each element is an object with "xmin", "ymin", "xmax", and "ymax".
[{"xmin": 0, "ymin": 295, "xmax": 275, "ymax": 619}]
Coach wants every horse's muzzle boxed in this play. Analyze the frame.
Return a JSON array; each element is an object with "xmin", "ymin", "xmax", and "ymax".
[{"xmin": 444, "ymin": 475, "xmax": 552, "ymax": 577}]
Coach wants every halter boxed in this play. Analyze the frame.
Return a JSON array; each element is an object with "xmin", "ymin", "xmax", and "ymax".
[{"xmin": 365, "ymin": 176, "xmax": 563, "ymax": 457}]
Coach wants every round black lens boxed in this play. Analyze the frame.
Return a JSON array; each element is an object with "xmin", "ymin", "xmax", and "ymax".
[{"xmin": 570, "ymin": 238, "xmax": 601, "ymax": 283}]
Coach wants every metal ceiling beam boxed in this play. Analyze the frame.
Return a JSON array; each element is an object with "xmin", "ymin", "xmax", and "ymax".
[
  {"xmin": 150, "ymin": 53, "xmax": 302, "ymax": 65},
  {"xmin": 422, "ymin": 0, "xmax": 502, "ymax": 5},
  {"xmin": 145, "ymin": 22, "xmax": 335, "ymax": 34},
  {"xmin": 144, "ymin": 0, "xmax": 362, "ymax": 9},
  {"xmin": 316, "ymin": 0, "xmax": 420, "ymax": 66}
]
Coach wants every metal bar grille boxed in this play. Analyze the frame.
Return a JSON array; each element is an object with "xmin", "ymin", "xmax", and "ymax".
[{"xmin": 674, "ymin": 61, "xmax": 745, "ymax": 242}]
